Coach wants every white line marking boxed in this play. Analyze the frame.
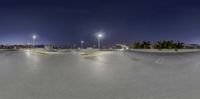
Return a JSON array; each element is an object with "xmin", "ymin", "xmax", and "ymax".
[
  {"xmin": 155, "ymin": 56, "xmax": 166, "ymax": 64},
  {"xmin": 155, "ymin": 57, "xmax": 162, "ymax": 64},
  {"xmin": 160, "ymin": 57, "xmax": 166, "ymax": 64}
]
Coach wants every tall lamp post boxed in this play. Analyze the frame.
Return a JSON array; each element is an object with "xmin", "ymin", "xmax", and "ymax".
[
  {"xmin": 32, "ymin": 35, "xmax": 37, "ymax": 48},
  {"xmin": 81, "ymin": 40, "xmax": 84, "ymax": 49},
  {"xmin": 97, "ymin": 33, "xmax": 103, "ymax": 49}
]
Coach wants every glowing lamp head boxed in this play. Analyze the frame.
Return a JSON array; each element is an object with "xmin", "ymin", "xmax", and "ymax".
[
  {"xmin": 98, "ymin": 34, "xmax": 103, "ymax": 38},
  {"xmin": 32, "ymin": 35, "xmax": 37, "ymax": 40}
]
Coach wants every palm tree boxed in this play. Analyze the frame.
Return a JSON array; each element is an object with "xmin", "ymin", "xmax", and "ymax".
[
  {"xmin": 153, "ymin": 40, "xmax": 184, "ymax": 50},
  {"xmin": 154, "ymin": 41, "xmax": 163, "ymax": 50},
  {"xmin": 168, "ymin": 40, "xmax": 174, "ymax": 49},
  {"xmin": 132, "ymin": 41, "xmax": 151, "ymax": 49},
  {"xmin": 141, "ymin": 41, "xmax": 151, "ymax": 49},
  {"xmin": 177, "ymin": 41, "xmax": 184, "ymax": 49},
  {"xmin": 133, "ymin": 42, "xmax": 141, "ymax": 49}
]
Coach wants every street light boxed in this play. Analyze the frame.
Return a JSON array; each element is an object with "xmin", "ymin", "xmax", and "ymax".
[
  {"xmin": 32, "ymin": 35, "xmax": 37, "ymax": 48},
  {"xmin": 32, "ymin": 35, "xmax": 37, "ymax": 40},
  {"xmin": 97, "ymin": 33, "xmax": 103, "ymax": 49},
  {"xmin": 81, "ymin": 40, "xmax": 84, "ymax": 49}
]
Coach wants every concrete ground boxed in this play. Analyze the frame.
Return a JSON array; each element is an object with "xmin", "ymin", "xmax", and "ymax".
[{"xmin": 0, "ymin": 50, "xmax": 200, "ymax": 99}]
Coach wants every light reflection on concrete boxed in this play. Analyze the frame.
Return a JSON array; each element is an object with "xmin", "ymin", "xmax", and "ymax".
[
  {"xmin": 24, "ymin": 50, "xmax": 39, "ymax": 71},
  {"xmin": 25, "ymin": 50, "xmax": 31, "ymax": 57}
]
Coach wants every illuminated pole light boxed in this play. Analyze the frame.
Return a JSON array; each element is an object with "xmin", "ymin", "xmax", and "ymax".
[
  {"xmin": 97, "ymin": 33, "xmax": 103, "ymax": 49},
  {"xmin": 81, "ymin": 40, "xmax": 84, "ymax": 49},
  {"xmin": 32, "ymin": 35, "xmax": 37, "ymax": 48}
]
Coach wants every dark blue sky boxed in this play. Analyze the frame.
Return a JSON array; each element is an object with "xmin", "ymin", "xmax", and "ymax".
[{"xmin": 0, "ymin": 0, "xmax": 200, "ymax": 44}]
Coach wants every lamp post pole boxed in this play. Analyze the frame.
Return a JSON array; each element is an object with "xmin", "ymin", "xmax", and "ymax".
[
  {"xmin": 97, "ymin": 33, "xmax": 103, "ymax": 49},
  {"xmin": 81, "ymin": 40, "xmax": 84, "ymax": 49},
  {"xmin": 32, "ymin": 35, "xmax": 37, "ymax": 49}
]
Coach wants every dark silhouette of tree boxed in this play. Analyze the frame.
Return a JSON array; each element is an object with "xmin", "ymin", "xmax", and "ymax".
[
  {"xmin": 133, "ymin": 42, "xmax": 141, "ymax": 49},
  {"xmin": 132, "ymin": 40, "xmax": 184, "ymax": 50},
  {"xmin": 132, "ymin": 41, "xmax": 151, "ymax": 49},
  {"xmin": 141, "ymin": 41, "xmax": 151, "ymax": 49},
  {"xmin": 153, "ymin": 40, "xmax": 184, "ymax": 50}
]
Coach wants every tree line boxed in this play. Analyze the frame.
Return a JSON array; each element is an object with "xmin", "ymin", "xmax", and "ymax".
[{"xmin": 130, "ymin": 40, "xmax": 184, "ymax": 50}]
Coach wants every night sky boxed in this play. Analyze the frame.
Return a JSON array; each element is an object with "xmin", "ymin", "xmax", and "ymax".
[{"xmin": 0, "ymin": 0, "xmax": 200, "ymax": 45}]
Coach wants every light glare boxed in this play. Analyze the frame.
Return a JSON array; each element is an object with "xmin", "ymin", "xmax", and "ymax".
[
  {"xmin": 32, "ymin": 35, "xmax": 37, "ymax": 40},
  {"xmin": 98, "ymin": 34, "xmax": 102, "ymax": 38}
]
